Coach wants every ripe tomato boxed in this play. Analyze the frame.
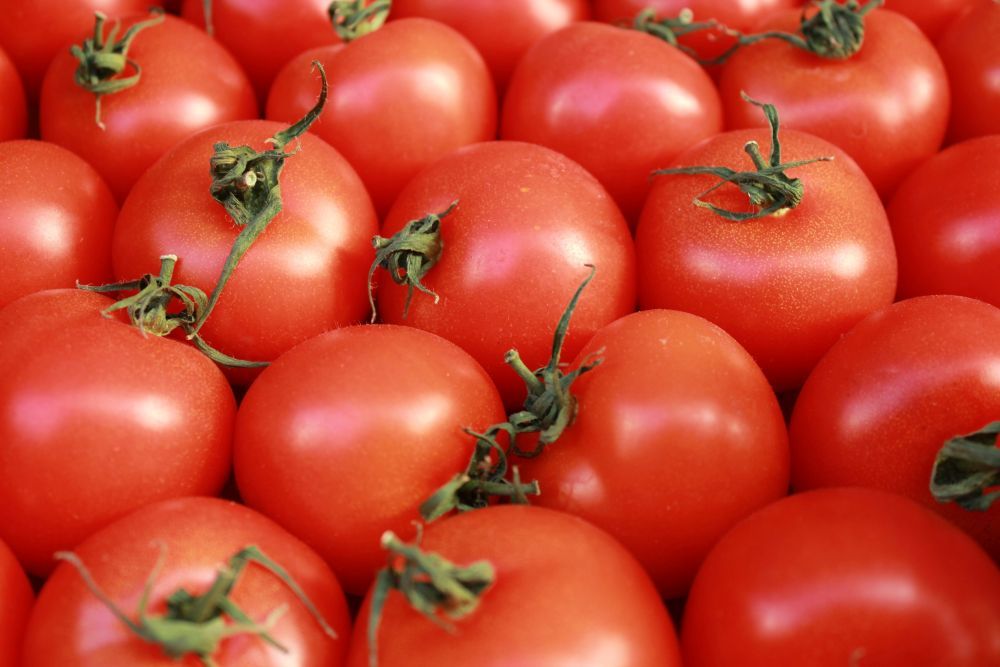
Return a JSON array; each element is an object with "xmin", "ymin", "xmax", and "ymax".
[
  {"xmin": 518, "ymin": 309, "xmax": 790, "ymax": 597},
  {"xmin": 682, "ymin": 488, "xmax": 1000, "ymax": 666},
  {"xmin": 346, "ymin": 505, "xmax": 682, "ymax": 667},
  {"xmin": 40, "ymin": 13, "xmax": 257, "ymax": 202},
  {"xmin": 0, "ymin": 140, "xmax": 117, "ymax": 308},
  {"xmin": 21, "ymin": 497, "xmax": 351, "ymax": 666},
  {"xmin": 390, "ymin": 0, "xmax": 590, "ymax": 92},
  {"xmin": 887, "ymin": 135, "xmax": 1000, "ymax": 308},
  {"xmin": 266, "ymin": 18, "xmax": 497, "ymax": 217},
  {"xmin": 874, "ymin": 0, "xmax": 979, "ymax": 40},
  {"xmin": 789, "ymin": 295, "xmax": 1000, "ymax": 559},
  {"xmin": 0, "ymin": 289, "xmax": 235, "ymax": 576},
  {"xmin": 501, "ymin": 21, "xmax": 722, "ymax": 223},
  {"xmin": 373, "ymin": 141, "xmax": 636, "ymax": 409},
  {"xmin": 937, "ymin": 0, "xmax": 1000, "ymax": 143},
  {"xmin": 0, "ymin": 538, "xmax": 32, "ymax": 667},
  {"xmin": 636, "ymin": 126, "xmax": 897, "ymax": 392},
  {"xmin": 0, "ymin": 47, "xmax": 25, "ymax": 141},
  {"xmin": 718, "ymin": 7, "xmax": 949, "ymax": 197},
  {"xmin": 234, "ymin": 324, "xmax": 506, "ymax": 596}
]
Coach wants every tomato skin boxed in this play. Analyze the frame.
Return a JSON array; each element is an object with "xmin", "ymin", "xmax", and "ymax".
[
  {"xmin": 234, "ymin": 324, "xmax": 506, "ymax": 596},
  {"xmin": 682, "ymin": 488, "xmax": 1000, "ymax": 666},
  {"xmin": 266, "ymin": 19, "xmax": 497, "ymax": 217},
  {"xmin": 0, "ymin": 289, "xmax": 235, "ymax": 577},
  {"xmin": 718, "ymin": 9, "xmax": 949, "ymax": 198},
  {"xmin": 501, "ymin": 21, "xmax": 722, "ymax": 223},
  {"xmin": 0, "ymin": 538, "xmax": 32, "ymax": 667},
  {"xmin": 789, "ymin": 295, "xmax": 1000, "ymax": 559},
  {"xmin": 876, "ymin": 0, "xmax": 979, "ymax": 40},
  {"xmin": 39, "ymin": 13, "xmax": 257, "ymax": 203},
  {"xmin": 0, "ymin": 140, "xmax": 117, "ymax": 309},
  {"xmin": 937, "ymin": 0, "xmax": 1000, "ymax": 143},
  {"xmin": 21, "ymin": 497, "xmax": 351, "ymax": 666},
  {"xmin": 390, "ymin": 0, "xmax": 590, "ymax": 92},
  {"xmin": 112, "ymin": 120, "xmax": 377, "ymax": 382},
  {"xmin": 887, "ymin": 136, "xmax": 1000, "ymax": 308},
  {"xmin": 0, "ymin": 47, "xmax": 25, "ymax": 141},
  {"xmin": 374, "ymin": 141, "xmax": 636, "ymax": 410},
  {"xmin": 636, "ymin": 128, "xmax": 897, "ymax": 392},
  {"xmin": 346, "ymin": 505, "xmax": 682, "ymax": 667}
]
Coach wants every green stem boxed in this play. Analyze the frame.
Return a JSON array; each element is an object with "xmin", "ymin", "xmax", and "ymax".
[
  {"xmin": 631, "ymin": 8, "xmax": 730, "ymax": 64},
  {"xmin": 733, "ymin": 0, "xmax": 883, "ymax": 60},
  {"xmin": 930, "ymin": 421, "xmax": 1000, "ymax": 511},
  {"xmin": 329, "ymin": 0, "xmax": 392, "ymax": 42},
  {"xmin": 202, "ymin": 0, "xmax": 214, "ymax": 36}
]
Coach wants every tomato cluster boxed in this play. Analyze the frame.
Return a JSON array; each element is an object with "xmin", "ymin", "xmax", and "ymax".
[{"xmin": 0, "ymin": 1, "xmax": 998, "ymax": 665}]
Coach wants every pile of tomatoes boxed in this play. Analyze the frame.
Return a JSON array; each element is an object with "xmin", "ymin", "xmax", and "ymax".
[{"xmin": 0, "ymin": 0, "xmax": 998, "ymax": 665}]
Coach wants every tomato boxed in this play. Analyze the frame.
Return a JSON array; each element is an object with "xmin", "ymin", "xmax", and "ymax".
[
  {"xmin": 0, "ymin": 47, "xmax": 25, "ymax": 141},
  {"xmin": 112, "ymin": 119, "xmax": 377, "ymax": 383},
  {"xmin": 0, "ymin": 538, "xmax": 32, "ymax": 667},
  {"xmin": 39, "ymin": 13, "xmax": 257, "ymax": 202},
  {"xmin": 682, "ymin": 488, "xmax": 1000, "ymax": 666},
  {"xmin": 390, "ymin": 0, "xmax": 590, "ymax": 92},
  {"xmin": 21, "ymin": 497, "xmax": 351, "ymax": 666},
  {"xmin": 0, "ymin": 289, "xmax": 235, "ymax": 576},
  {"xmin": 717, "ymin": 8, "xmax": 949, "ymax": 198},
  {"xmin": 501, "ymin": 21, "xmax": 722, "ymax": 223},
  {"xmin": 937, "ymin": 0, "xmax": 1000, "ymax": 143},
  {"xmin": 234, "ymin": 324, "xmax": 506, "ymax": 596},
  {"xmin": 788, "ymin": 295, "xmax": 1000, "ymax": 559},
  {"xmin": 636, "ymin": 125, "xmax": 897, "ymax": 392},
  {"xmin": 373, "ymin": 141, "xmax": 636, "ymax": 410},
  {"xmin": 887, "ymin": 135, "xmax": 1000, "ymax": 308},
  {"xmin": 518, "ymin": 309, "xmax": 789, "ymax": 597},
  {"xmin": 0, "ymin": 140, "xmax": 117, "ymax": 309},
  {"xmin": 180, "ymin": 0, "xmax": 338, "ymax": 104},
  {"xmin": 266, "ymin": 18, "xmax": 497, "ymax": 217},
  {"xmin": 346, "ymin": 505, "xmax": 682, "ymax": 667},
  {"xmin": 875, "ymin": 0, "xmax": 979, "ymax": 40}
]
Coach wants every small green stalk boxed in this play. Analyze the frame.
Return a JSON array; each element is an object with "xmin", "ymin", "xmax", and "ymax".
[
  {"xmin": 329, "ymin": 0, "xmax": 392, "ymax": 42},
  {"xmin": 632, "ymin": 8, "xmax": 728, "ymax": 64},
  {"xmin": 734, "ymin": 0, "xmax": 883, "ymax": 60},
  {"xmin": 930, "ymin": 422, "xmax": 1000, "ymax": 511}
]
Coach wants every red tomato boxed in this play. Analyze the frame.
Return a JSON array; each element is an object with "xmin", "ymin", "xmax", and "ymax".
[
  {"xmin": 501, "ymin": 21, "xmax": 722, "ymax": 223},
  {"xmin": 0, "ymin": 538, "xmax": 32, "ymax": 667},
  {"xmin": 937, "ymin": 0, "xmax": 1000, "ymax": 143},
  {"xmin": 390, "ymin": 0, "xmax": 590, "ymax": 92},
  {"xmin": 346, "ymin": 505, "xmax": 682, "ymax": 667},
  {"xmin": 234, "ymin": 324, "xmax": 506, "ymax": 596},
  {"xmin": 636, "ymin": 127, "xmax": 897, "ymax": 392},
  {"xmin": 181, "ymin": 0, "xmax": 338, "ymax": 104},
  {"xmin": 374, "ymin": 141, "xmax": 636, "ymax": 410},
  {"xmin": 0, "ymin": 140, "xmax": 117, "ymax": 308},
  {"xmin": 887, "ymin": 135, "xmax": 1000, "ymax": 308},
  {"xmin": 789, "ymin": 295, "xmax": 1000, "ymax": 559},
  {"xmin": 878, "ymin": 0, "xmax": 979, "ymax": 40},
  {"xmin": 21, "ymin": 497, "xmax": 351, "ymax": 666},
  {"xmin": 266, "ymin": 19, "xmax": 497, "ymax": 217},
  {"xmin": 718, "ymin": 8, "xmax": 949, "ymax": 197},
  {"xmin": 0, "ymin": 47, "xmax": 25, "ymax": 141},
  {"xmin": 518, "ymin": 309, "xmax": 789, "ymax": 597},
  {"xmin": 40, "ymin": 13, "xmax": 257, "ymax": 202},
  {"xmin": 682, "ymin": 488, "xmax": 1000, "ymax": 666},
  {"xmin": 0, "ymin": 289, "xmax": 235, "ymax": 576},
  {"xmin": 112, "ymin": 120, "xmax": 377, "ymax": 383}
]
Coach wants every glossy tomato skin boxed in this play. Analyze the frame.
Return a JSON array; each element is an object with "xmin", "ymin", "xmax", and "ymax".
[
  {"xmin": 390, "ymin": 0, "xmax": 590, "ymax": 92},
  {"xmin": 501, "ymin": 21, "xmax": 722, "ymax": 223},
  {"xmin": 682, "ymin": 488, "xmax": 1000, "ymax": 666},
  {"xmin": 346, "ymin": 505, "xmax": 682, "ymax": 667},
  {"xmin": 22, "ymin": 497, "xmax": 351, "ymax": 666},
  {"xmin": 113, "ymin": 120, "xmax": 377, "ymax": 383},
  {"xmin": 0, "ymin": 47, "xmax": 25, "ymax": 141},
  {"xmin": 887, "ymin": 136, "xmax": 1000, "ymax": 308},
  {"xmin": 375, "ymin": 141, "xmax": 636, "ymax": 410},
  {"xmin": 519, "ymin": 309, "xmax": 789, "ymax": 597},
  {"xmin": 937, "ymin": 0, "xmax": 1000, "ymax": 143},
  {"xmin": 636, "ymin": 128, "xmax": 897, "ymax": 392},
  {"xmin": 875, "ymin": 0, "xmax": 979, "ymax": 40},
  {"xmin": 266, "ymin": 19, "xmax": 497, "ymax": 217},
  {"xmin": 0, "ymin": 538, "xmax": 32, "ymax": 667},
  {"xmin": 789, "ymin": 295, "xmax": 1000, "ymax": 559},
  {"xmin": 234, "ymin": 324, "xmax": 506, "ymax": 596},
  {"xmin": 0, "ymin": 140, "xmax": 117, "ymax": 308},
  {"xmin": 40, "ymin": 13, "xmax": 257, "ymax": 202},
  {"xmin": 718, "ymin": 9, "xmax": 949, "ymax": 198},
  {"xmin": 0, "ymin": 289, "xmax": 235, "ymax": 577}
]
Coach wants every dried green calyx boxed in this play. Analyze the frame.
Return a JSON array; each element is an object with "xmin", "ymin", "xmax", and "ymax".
[
  {"xmin": 329, "ymin": 0, "xmax": 392, "ymax": 42},
  {"xmin": 930, "ymin": 421, "xmax": 1000, "ymax": 511},
  {"xmin": 735, "ymin": 0, "xmax": 883, "ymax": 60}
]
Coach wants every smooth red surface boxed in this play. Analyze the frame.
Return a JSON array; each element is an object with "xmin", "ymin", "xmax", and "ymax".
[
  {"xmin": 0, "ymin": 538, "xmax": 32, "ymax": 667},
  {"xmin": 0, "ymin": 140, "xmax": 117, "ymax": 308},
  {"xmin": 880, "ymin": 0, "xmax": 979, "ymax": 40},
  {"xmin": 937, "ymin": 0, "xmax": 1000, "ymax": 143},
  {"xmin": 22, "ymin": 498, "xmax": 351, "ymax": 666},
  {"xmin": 0, "ymin": 47, "xmax": 25, "ymax": 141},
  {"xmin": 682, "ymin": 488, "xmax": 1000, "ymax": 666}
]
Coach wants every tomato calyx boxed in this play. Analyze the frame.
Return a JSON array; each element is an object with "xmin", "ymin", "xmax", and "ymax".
[
  {"xmin": 368, "ymin": 200, "xmax": 458, "ymax": 323},
  {"xmin": 328, "ymin": 0, "xmax": 392, "ymax": 42},
  {"xmin": 70, "ymin": 10, "xmax": 166, "ymax": 130},
  {"xmin": 55, "ymin": 544, "xmax": 337, "ymax": 666},
  {"xmin": 631, "ymin": 8, "xmax": 728, "ymax": 65},
  {"xmin": 930, "ymin": 421, "xmax": 1000, "ymax": 511},
  {"xmin": 654, "ymin": 93, "xmax": 833, "ymax": 222},
  {"xmin": 735, "ymin": 0, "xmax": 883, "ymax": 60},
  {"xmin": 368, "ymin": 528, "xmax": 494, "ymax": 667}
]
